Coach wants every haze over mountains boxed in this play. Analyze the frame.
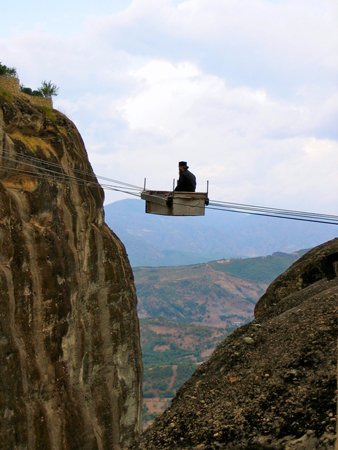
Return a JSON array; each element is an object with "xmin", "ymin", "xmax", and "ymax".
[{"xmin": 104, "ymin": 199, "xmax": 338, "ymax": 267}]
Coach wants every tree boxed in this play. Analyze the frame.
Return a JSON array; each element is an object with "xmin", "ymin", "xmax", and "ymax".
[
  {"xmin": 38, "ymin": 80, "xmax": 59, "ymax": 98},
  {"xmin": 20, "ymin": 84, "xmax": 43, "ymax": 97},
  {"xmin": 0, "ymin": 62, "xmax": 18, "ymax": 77}
]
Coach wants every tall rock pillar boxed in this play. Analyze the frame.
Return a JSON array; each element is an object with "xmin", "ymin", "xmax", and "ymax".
[{"xmin": 0, "ymin": 92, "xmax": 142, "ymax": 449}]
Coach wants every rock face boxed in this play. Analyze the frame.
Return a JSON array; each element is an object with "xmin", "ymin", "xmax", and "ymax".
[
  {"xmin": 0, "ymin": 92, "xmax": 142, "ymax": 449},
  {"xmin": 254, "ymin": 239, "xmax": 338, "ymax": 319},
  {"xmin": 131, "ymin": 239, "xmax": 338, "ymax": 450}
]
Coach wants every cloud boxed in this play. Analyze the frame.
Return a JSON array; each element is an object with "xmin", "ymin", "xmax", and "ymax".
[
  {"xmin": 55, "ymin": 59, "xmax": 337, "ymax": 211},
  {"xmin": 88, "ymin": 0, "xmax": 338, "ymax": 93},
  {"xmin": 1, "ymin": 0, "xmax": 337, "ymax": 211}
]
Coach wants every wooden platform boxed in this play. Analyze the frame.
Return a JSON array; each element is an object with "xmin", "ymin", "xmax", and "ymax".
[{"xmin": 141, "ymin": 190, "xmax": 209, "ymax": 216}]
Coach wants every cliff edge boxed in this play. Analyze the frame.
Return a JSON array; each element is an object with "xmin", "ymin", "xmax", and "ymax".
[
  {"xmin": 0, "ymin": 90, "xmax": 142, "ymax": 449},
  {"xmin": 131, "ymin": 239, "xmax": 338, "ymax": 450}
]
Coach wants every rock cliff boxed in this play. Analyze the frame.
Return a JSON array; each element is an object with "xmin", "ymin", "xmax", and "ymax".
[
  {"xmin": 0, "ymin": 91, "xmax": 142, "ymax": 449},
  {"xmin": 131, "ymin": 239, "xmax": 338, "ymax": 450}
]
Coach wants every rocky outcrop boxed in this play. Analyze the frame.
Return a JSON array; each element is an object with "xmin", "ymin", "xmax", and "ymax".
[
  {"xmin": 131, "ymin": 239, "xmax": 338, "ymax": 450},
  {"xmin": 254, "ymin": 238, "xmax": 338, "ymax": 318},
  {"xmin": 0, "ymin": 91, "xmax": 142, "ymax": 449},
  {"xmin": 0, "ymin": 75, "xmax": 53, "ymax": 108}
]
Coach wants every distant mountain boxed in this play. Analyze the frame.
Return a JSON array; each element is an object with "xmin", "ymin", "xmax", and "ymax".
[
  {"xmin": 133, "ymin": 250, "xmax": 305, "ymax": 327},
  {"xmin": 207, "ymin": 249, "xmax": 309, "ymax": 284},
  {"xmin": 104, "ymin": 199, "xmax": 337, "ymax": 267}
]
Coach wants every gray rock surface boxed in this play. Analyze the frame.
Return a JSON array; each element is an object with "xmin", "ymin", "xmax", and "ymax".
[
  {"xmin": 255, "ymin": 238, "xmax": 338, "ymax": 318},
  {"xmin": 0, "ymin": 92, "xmax": 142, "ymax": 449}
]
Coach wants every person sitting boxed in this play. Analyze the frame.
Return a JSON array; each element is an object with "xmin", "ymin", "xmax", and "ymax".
[{"xmin": 174, "ymin": 161, "xmax": 196, "ymax": 192}]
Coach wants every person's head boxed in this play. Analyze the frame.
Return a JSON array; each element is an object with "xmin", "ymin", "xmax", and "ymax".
[{"xmin": 178, "ymin": 161, "xmax": 188, "ymax": 172}]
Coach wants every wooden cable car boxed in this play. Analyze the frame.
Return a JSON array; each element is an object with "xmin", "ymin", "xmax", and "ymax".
[{"xmin": 141, "ymin": 180, "xmax": 209, "ymax": 216}]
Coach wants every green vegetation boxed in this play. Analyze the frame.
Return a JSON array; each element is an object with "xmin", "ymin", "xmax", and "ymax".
[
  {"xmin": 143, "ymin": 361, "xmax": 198, "ymax": 394},
  {"xmin": 142, "ymin": 405, "xmax": 159, "ymax": 423},
  {"xmin": 0, "ymin": 88, "xmax": 13, "ymax": 102},
  {"xmin": 220, "ymin": 314, "xmax": 247, "ymax": 321},
  {"xmin": 20, "ymin": 80, "xmax": 59, "ymax": 98},
  {"xmin": 134, "ymin": 253, "xmax": 303, "ymax": 325},
  {"xmin": 140, "ymin": 317, "xmax": 229, "ymax": 367},
  {"xmin": 0, "ymin": 62, "xmax": 17, "ymax": 77},
  {"xmin": 136, "ymin": 274, "xmax": 244, "ymax": 324},
  {"xmin": 143, "ymin": 365, "xmax": 173, "ymax": 392},
  {"xmin": 38, "ymin": 80, "xmax": 59, "ymax": 98},
  {"xmin": 0, "ymin": 62, "xmax": 59, "ymax": 98},
  {"xmin": 22, "ymin": 137, "xmax": 39, "ymax": 153},
  {"xmin": 137, "ymin": 250, "xmax": 306, "ymax": 427},
  {"xmin": 140, "ymin": 317, "xmax": 230, "ymax": 407},
  {"xmin": 142, "ymin": 335, "xmax": 199, "ymax": 366},
  {"xmin": 143, "ymin": 391, "xmax": 155, "ymax": 399},
  {"xmin": 173, "ymin": 362, "xmax": 196, "ymax": 390},
  {"xmin": 20, "ymin": 85, "xmax": 43, "ymax": 97},
  {"xmin": 41, "ymin": 106, "xmax": 56, "ymax": 121},
  {"xmin": 208, "ymin": 251, "xmax": 306, "ymax": 284}
]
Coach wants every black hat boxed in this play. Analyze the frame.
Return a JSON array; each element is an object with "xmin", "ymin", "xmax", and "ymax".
[{"xmin": 179, "ymin": 161, "xmax": 188, "ymax": 167}]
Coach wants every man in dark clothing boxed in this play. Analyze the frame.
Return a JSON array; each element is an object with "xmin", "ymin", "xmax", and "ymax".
[{"xmin": 174, "ymin": 161, "xmax": 196, "ymax": 192}]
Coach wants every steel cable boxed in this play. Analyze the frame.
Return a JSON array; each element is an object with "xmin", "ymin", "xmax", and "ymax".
[{"xmin": 1, "ymin": 149, "xmax": 338, "ymax": 225}]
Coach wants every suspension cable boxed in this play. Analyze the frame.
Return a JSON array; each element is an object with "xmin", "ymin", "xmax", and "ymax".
[
  {"xmin": 207, "ymin": 205, "xmax": 338, "ymax": 226},
  {"xmin": 208, "ymin": 200, "xmax": 338, "ymax": 221},
  {"xmin": 0, "ymin": 149, "xmax": 143, "ymax": 197},
  {"xmin": 1, "ymin": 149, "xmax": 338, "ymax": 225},
  {"xmin": 0, "ymin": 148, "xmax": 144, "ymax": 191}
]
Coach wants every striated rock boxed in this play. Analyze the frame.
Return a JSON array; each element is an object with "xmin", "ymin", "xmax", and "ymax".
[
  {"xmin": 254, "ymin": 238, "xmax": 338, "ymax": 318},
  {"xmin": 0, "ymin": 92, "xmax": 142, "ymax": 448},
  {"xmin": 130, "ymin": 239, "xmax": 337, "ymax": 450}
]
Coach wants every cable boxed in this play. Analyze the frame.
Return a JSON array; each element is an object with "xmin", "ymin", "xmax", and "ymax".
[
  {"xmin": 0, "ymin": 148, "xmax": 144, "ymax": 191},
  {"xmin": 1, "ymin": 159, "xmax": 141, "ymax": 192},
  {"xmin": 1, "ymin": 148, "xmax": 338, "ymax": 225},
  {"xmin": 1, "ymin": 165, "xmax": 142, "ymax": 198},
  {"xmin": 0, "ymin": 147, "xmax": 144, "ymax": 189},
  {"xmin": 208, "ymin": 204, "xmax": 338, "ymax": 223},
  {"xmin": 0, "ymin": 150, "xmax": 143, "ymax": 198},
  {"xmin": 207, "ymin": 205, "xmax": 338, "ymax": 226},
  {"xmin": 141, "ymin": 192, "xmax": 338, "ymax": 225},
  {"xmin": 208, "ymin": 200, "xmax": 338, "ymax": 221}
]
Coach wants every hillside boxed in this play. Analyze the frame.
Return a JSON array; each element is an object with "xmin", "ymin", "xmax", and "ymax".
[
  {"xmin": 134, "ymin": 250, "xmax": 305, "ymax": 327},
  {"xmin": 104, "ymin": 199, "xmax": 337, "ymax": 267},
  {"xmin": 131, "ymin": 239, "xmax": 338, "ymax": 450},
  {"xmin": 140, "ymin": 317, "xmax": 230, "ymax": 367},
  {"xmin": 140, "ymin": 317, "xmax": 231, "ymax": 428},
  {"xmin": 137, "ymin": 250, "xmax": 308, "ymax": 429}
]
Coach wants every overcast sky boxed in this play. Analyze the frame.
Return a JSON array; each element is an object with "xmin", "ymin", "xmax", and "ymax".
[{"xmin": 1, "ymin": 0, "xmax": 338, "ymax": 213}]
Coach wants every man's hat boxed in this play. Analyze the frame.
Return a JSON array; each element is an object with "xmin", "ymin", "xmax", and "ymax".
[{"xmin": 179, "ymin": 161, "xmax": 188, "ymax": 167}]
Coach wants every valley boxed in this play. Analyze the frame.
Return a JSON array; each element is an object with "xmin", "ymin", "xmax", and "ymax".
[
  {"xmin": 135, "ymin": 250, "xmax": 307, "ymax": 427},
  {"xmin": 140, "ymin": 317, "xmax": 232, "ymax": 428}
]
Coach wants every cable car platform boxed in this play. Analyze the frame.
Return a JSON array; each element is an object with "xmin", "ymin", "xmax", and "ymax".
[{"xmin": 141, "ymin": 190, "xmax": 209, "ymax": 216}]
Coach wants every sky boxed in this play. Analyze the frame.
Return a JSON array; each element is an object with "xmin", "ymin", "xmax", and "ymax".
[{"xmin": 1, "ymin": 0, "xmax": 338, "ymax": 213}]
